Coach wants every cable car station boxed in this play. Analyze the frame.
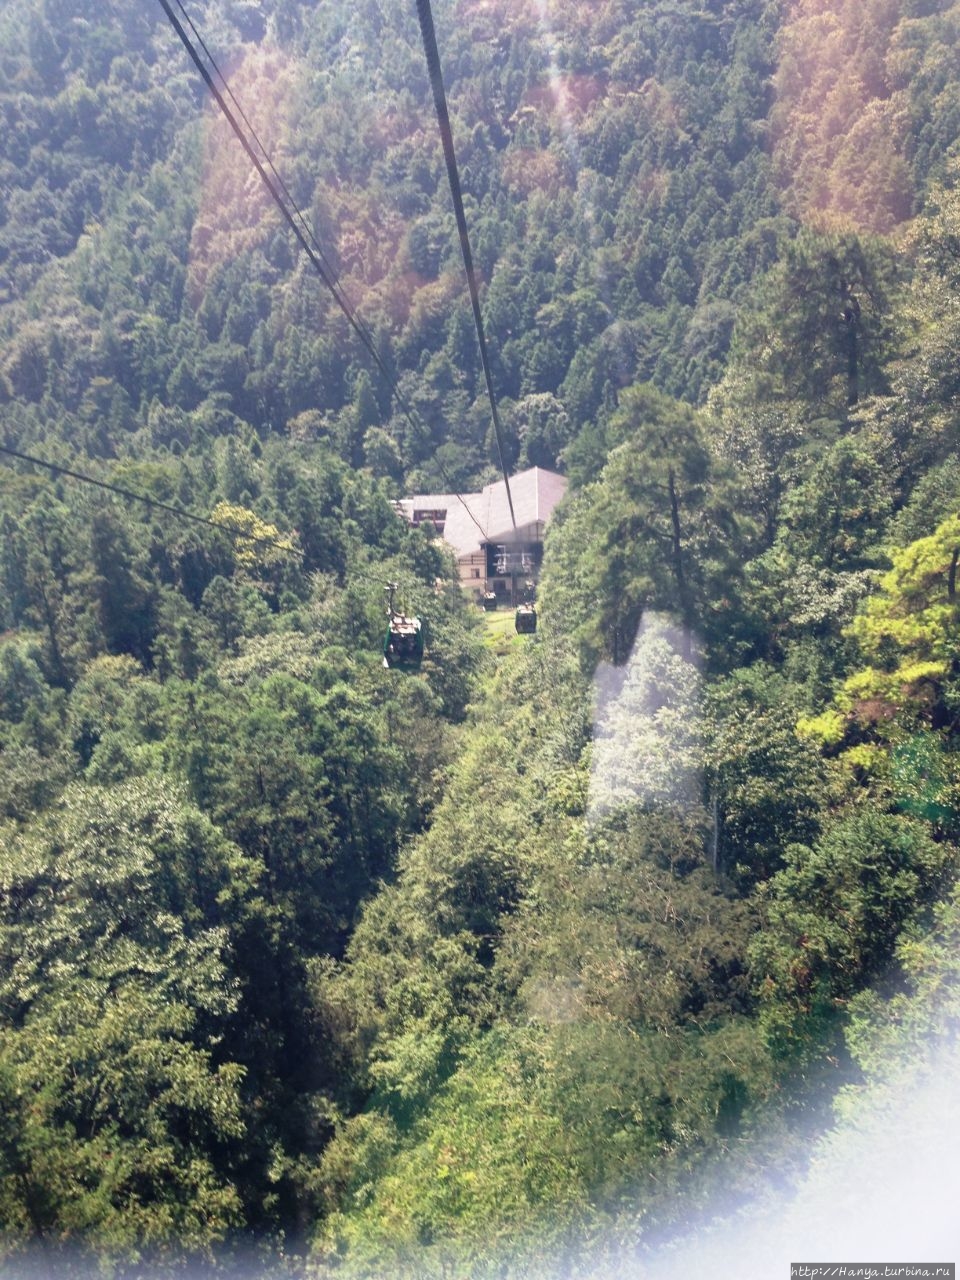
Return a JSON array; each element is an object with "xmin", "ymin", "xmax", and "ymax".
[{"xmin": 395, "ymin": 466, "xmax": 567, "ymax": 608}]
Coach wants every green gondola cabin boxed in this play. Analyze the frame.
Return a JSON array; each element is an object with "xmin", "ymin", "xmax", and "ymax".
[
  {"xmin": 515, "ymin": 604, "xmax": 537, "ymax": 634},
  {"xmin": 383, "ymin": 614, "xmax": 424, "ymax": 670}
]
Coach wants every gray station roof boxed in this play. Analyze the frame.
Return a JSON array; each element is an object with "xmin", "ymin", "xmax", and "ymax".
[{"xmin": 398, "ymin": 467, "xmax": 568, "ymax": 558}]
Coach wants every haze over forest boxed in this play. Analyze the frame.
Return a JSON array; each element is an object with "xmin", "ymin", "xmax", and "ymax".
[{"xmin": 1, "ymin": 0, "xmax": 960, "ymax": 1275}]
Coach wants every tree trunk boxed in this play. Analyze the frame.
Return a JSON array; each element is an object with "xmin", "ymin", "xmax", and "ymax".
[{"xmin": 667, "ymin": 466, "xmax": 693, "ymax": 659}]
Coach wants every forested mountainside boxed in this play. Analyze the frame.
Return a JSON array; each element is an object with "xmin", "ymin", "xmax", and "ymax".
[{"xmin": 1, "ymin": 0, "xmax": 960, "ymax": 1274}]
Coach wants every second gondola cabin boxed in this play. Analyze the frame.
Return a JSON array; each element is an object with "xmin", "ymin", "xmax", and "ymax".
[
  {"xmin": 515, "ymin": 604, "xmax": 537, "ymax": 634},
  {"xmin": 383, "ymin": 614, "xmax": 424, "ymax": 670},
  {"xmin": 382, "ymin": 583, "xmax": 425, "ymax": 670}
]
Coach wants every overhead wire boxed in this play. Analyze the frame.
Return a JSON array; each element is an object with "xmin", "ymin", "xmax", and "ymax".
[
  {"xmin": 0, "ymin": 442, "xmax": 480, "ymax": 625},
  {"xmin": 171, "ymin": 0, "xmax": 347, "ymax": 321},
  {"xmin": 0, "ymin": 3, "xmax": 533, "ymax": 655},
  {"xmin": 414, "ymin": 0, "xmax": 517, "ymax": 532},
  {"xmin": 0, "ymin": 441, "xmax": 303, "ymax": 558},
  {"xmin": 157, "ymin": 0, "xmax": 381, "ymax": 374},
  {"xmin": 155, "ymin": 0, "xmax": 493, "ymax": 548},
  {"xmin": 0, "ymin": 441, "xmax": 462, "ymax": 655}
]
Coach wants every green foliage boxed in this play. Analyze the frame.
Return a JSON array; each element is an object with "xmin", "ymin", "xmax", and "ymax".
[
  {"xmin": 314, "ymin": 1014, "xmax": 775, "ymax": 1278},
  {"xmin": 797, "ymin": 513, "xmax": 960, "ymax": 783},
  {"xmin": 542, "ymin": 383, "xmax": 749, "ymax": 668},
  {"xmin": 843, "ymin": 513, "xmax": 960, "ymax": 718},
  {"xmin": 3, "ymin": 0, "xmax": 960, "ymax": 1269},
  {"xmin": 751, "ymin": 810, "xmax": 954, "ymax": 1062},
  {"xmin": 706, "ymin": 664, "xmax": 833, "ymax": 887},
  {"xmin": 844, "ymin": 878, "xmax": 960, "ymax": 1080},
  {"xmin": 0, "ymin": 778, "xmax": 253, "ymax": 1267},
  {"xmin": 726, "ymin": 229, "xmax": 901, "ymax": 419},
  {"xmin": 209, "ymin": 500, "xmax": 297, "ymax": 573},
  {"xmin": 776, "ymin": 432, "xmax": 895, "ymax": 573}
]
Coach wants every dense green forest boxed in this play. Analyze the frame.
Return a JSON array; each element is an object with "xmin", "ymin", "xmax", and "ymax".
[{"xmin": 1, "ymin": 0, "xmax": 959, "ymax": 1274}]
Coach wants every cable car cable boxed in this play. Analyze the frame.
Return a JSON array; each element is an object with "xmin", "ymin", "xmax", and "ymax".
[
  {"xmin": 0, "ymin": 443, "xmax": 450, "ymax": 671},
  {"xmin": 156, "ymin": 0, "xmax": 376, "ymax": 371},
  {"xmin": 414, "ymin": 0, "xmax": 517, "ymax": 532},
  {"xmin": 0, "ymin": 442, "xmax": 440, "ymax": 670},
  {"xmin": 155, "ymin": 0, "xmax": 493, "ymax": 549},
  {"xmin": 171, "ymin": 0, "xmax": 346, "ymax": 313},
  {"xmin": 158, "ymin": 0, "xmax": 414, "ymax": 451},
  {"xmin": 0, "ymin": 442, "xmax": 303, "ymax": 559}
]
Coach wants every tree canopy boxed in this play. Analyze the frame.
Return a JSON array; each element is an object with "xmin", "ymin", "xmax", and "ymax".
[{"xmin": 1, "ymin": 0, "xmax": 960, "ymax": 1273}]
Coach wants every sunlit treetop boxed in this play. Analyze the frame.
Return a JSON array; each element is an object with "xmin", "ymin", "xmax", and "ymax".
[{"xmin": 209, "ymin": 499, "xmax": 297, "ymax": 570}]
